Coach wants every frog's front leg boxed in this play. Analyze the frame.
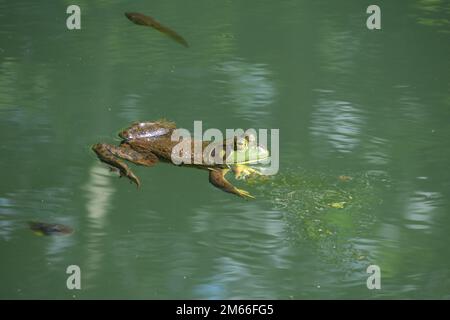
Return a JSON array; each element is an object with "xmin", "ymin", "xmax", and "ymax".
[
  {"xmin": 231, "ymin": 164, "xmax": 262, "ymax": 180},
  {"xmin": 92, "ymin": 143, "xmax": 157, "ymax": 187},
  {"xmin": 208, "ymin": 168, "xmax": 255, "ymax": 199}
]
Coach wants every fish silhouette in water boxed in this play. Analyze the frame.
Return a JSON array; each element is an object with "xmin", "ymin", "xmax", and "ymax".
[
  {"xmin": 28, "ymin": 221, "xmax": 73, "ymax": 236},
  {"xmin": 125, "ymin": 12, "xmax": 189, "ymax": 48}
]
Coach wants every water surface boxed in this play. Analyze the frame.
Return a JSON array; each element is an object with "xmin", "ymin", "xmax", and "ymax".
[{"xmin": 0, "ymin": 0, "xmax": 449, "ymax": 299}]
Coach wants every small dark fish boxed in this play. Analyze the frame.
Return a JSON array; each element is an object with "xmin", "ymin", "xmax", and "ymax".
[
  {"xmin": 28, "ymin": 221, "xmax": 74, "ymax": 236},
  {"xmin": 125, "ymin": 12, "xmax": 189, "ymax": 48}
]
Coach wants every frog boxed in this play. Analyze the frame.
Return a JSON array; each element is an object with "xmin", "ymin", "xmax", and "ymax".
[
  {"xmin": 92, "ymin": 119, "xmax": 270, "ymax": 199},
  {"xmin": 28, "ymin": 221, "xmax": 73, "ymax": 236}
]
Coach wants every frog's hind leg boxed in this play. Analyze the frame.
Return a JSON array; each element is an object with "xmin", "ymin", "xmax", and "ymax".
[
  {"xmin": 92, "ymin": 143, "xmax": 156, "ymax": 187},
  {"xmin": 116, "ymin": 142, "xmax": 159, "ymax": 167},
  {"xmin": 208, "ymin": 168, "xmax": 255, "ymax": 199}
]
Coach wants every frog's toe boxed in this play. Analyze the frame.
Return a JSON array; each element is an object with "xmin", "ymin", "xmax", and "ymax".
[
  {"xmin": 235, "ymin": 188, "xmax": 255, "ymax": 199},
  {"xmin": 234, "ymin": 172, "xmax": 248, "ymax": 180},
  {"xmin": 235, "ymin": 167, "xmax": 261, "ymax": 180},
  {"xmin": 120, "ymin": 169, "xmax": 140, "ymax": 188},
  {"xmin": 130, "ymin": 175, "xmax": 141, "ymax": 188},
  {"xmin": 248, "ymin": 167, "xmax": 263, "ymax": 176}
]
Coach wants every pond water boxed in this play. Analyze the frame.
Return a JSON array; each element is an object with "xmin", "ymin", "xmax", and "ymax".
[{"xmin": 0, "ymin": 0, "xmax": 449, "ymax": 299}]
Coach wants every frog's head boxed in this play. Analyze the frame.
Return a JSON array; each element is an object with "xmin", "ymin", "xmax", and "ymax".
[{"xmin": 224, "ymin": 133, "xmax": 270, "ymax": 165}]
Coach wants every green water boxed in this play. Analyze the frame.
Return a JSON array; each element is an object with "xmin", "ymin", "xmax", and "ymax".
[{"xmin": 1, "ymin": 0, "xmax": 449, "ymax": 299}]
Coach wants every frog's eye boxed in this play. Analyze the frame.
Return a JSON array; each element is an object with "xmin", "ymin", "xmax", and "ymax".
[
  {"xmin": 247, "ymin": 133, "xmax": 256, "ymax": 142},
  {"xmin": 234, "ymin": 136, "xmax": 247, "ymax": 151},
  {"xmin": 246, "ymin": 134, "xmax": 257, "ymax": 147}
]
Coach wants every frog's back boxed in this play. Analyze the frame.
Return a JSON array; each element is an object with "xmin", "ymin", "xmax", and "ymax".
[{"xmin": 119, "ymin": 119, "xmax": 176, "ymax": 141}]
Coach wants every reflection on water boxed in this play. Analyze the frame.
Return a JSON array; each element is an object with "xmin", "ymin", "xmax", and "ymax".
[
  {"xmin": 215, "ymin": 59, "xmax": 276, "ymax": 121},
  {"xmin": 190, "ymin": 203, "xmax": 288, "ymax": 299},
  {"xmin": 119, "ymin": 93, "xmax": 144, "ymax": 122},
  {"xmin": 0, "ymin": 58, "xmax": 20, "ymax": 108},
  {"xmin": 362, "ymin": 136, "xmax": 391, "ymax": 166},
  {"xmin": 0, "ymin": 197, "xmax": 16, "ymax": 241},
  {"xmin": 317, "ymin": 31, "xmax": 360, "ymax": 74},
  {"xmin": 413, "ymin": 0, "xmax": 450, "ymax": 33},
  {"xmin": 310, "ymin": 91, "xmax": 366, "ymax": 155},
  {"xmin": 82, "ymin": 164, "xmax": 115, "ymax": 289},
  {"xmin": 44, "ymin": 229, "xmax": 75, "ymax": 264},
  {"xmin": 84, "ymin": 164, "xmax": 115, "ymax": 226},
  {"xmin": 404, "ymin": 190, "xmax": 441, "ymax": 231}
]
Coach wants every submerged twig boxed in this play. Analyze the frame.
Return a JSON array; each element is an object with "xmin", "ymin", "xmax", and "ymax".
[{"xmin": 125, "ymin": 12, "xmax": 189, "ymax": 48}]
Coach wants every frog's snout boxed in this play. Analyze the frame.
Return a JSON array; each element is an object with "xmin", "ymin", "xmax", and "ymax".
[
  {"xmin": 91, "ymin": 143, "xmax": 106, "ymax": 155},
  {"xmin": 118, "ymin": 130, "xmax": 128, "ymax": 140}
]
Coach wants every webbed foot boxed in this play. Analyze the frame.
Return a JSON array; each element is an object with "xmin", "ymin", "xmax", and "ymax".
[
  {"xmin": 209, "ymin": 168, "xmax": 255, "ymax": 199},
  {"xmin": 92, "ymin": 143, "xmax": 141, "ymax": 187},
  {"xmin": 118, "ymin": 166, "xmax": 141, "ymax": 187},
  {"xmin": 234, "ymin": 187, "xmax": 255, "ymax": 199},
  {"xmin": 232, "ymin": 164, "xmax": 262, "ymax": 180}
]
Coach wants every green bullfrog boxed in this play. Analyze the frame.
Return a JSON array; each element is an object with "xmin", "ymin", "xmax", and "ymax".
[{"xmin": 92, "ymin": 119, "xmax": 269, "ymax": 199}]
